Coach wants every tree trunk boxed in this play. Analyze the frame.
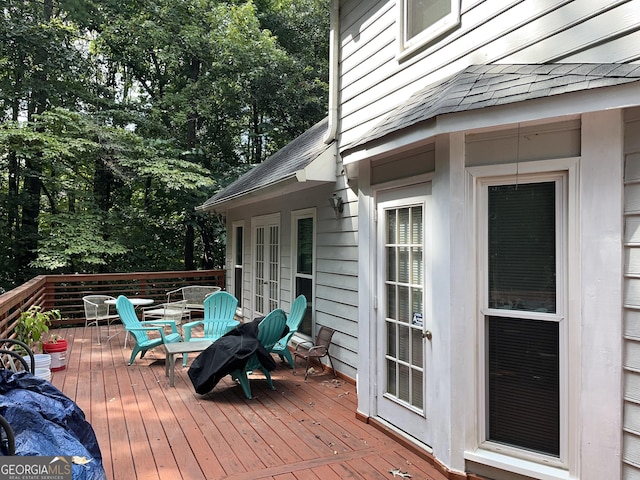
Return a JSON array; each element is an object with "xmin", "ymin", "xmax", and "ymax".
[{"xmin": 184, "ymin": 223, "xmax": 195, "ymax": 271}]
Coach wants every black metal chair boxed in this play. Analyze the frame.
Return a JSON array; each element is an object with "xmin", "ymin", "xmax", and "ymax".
[
  {"xmin": 0, "ymin": 338, "xmax": 35, "ymax": 455},
  {"xmin": 0, "ymin": 338, "xmax": 34, "ymax": 373}
]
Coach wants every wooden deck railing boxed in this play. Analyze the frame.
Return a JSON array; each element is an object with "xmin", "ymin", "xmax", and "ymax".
[{"xmin": 0, "ymin": 270, "xmax": 226, "ymax": 338}]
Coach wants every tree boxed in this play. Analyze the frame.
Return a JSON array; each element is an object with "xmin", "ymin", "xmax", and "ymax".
[
  {"xmin": 92, "ymin": 0, "xmax": 329, "ymax": 267},
  {"xmin": 0, "ymin": 0, "xmax": 329, "ymax": 290}
]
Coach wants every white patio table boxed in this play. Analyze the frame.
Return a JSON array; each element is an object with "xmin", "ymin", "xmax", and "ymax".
[{"xmin": 104, "ymin": 298, "xmax": 154, "ymax": 346}]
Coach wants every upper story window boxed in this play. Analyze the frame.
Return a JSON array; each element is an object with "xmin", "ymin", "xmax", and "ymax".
[{"xmin": 400, "ymin": 0, "xmax": 460, "ymax": 55}]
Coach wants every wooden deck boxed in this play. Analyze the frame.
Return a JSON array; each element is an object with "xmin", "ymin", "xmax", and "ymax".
[{"xmin": 48, "ymin": 325, "xmax": 450, "ymax": 480}]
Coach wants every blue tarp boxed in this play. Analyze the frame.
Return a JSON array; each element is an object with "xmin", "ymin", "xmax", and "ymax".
[{"xmin": 0, "ymin": 369, "xmax": 106, "ymax": 480}]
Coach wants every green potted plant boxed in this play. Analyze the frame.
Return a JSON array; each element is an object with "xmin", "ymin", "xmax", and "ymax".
[{"xmin": 15, "ymin": 305, "xmax": 61, "ymax": 353}]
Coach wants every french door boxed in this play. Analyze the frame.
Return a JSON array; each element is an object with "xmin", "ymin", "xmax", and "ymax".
[
  {"xmin": 252, "ymin": 214, "xmax": 280, "ymax": 318},
  {"xmin": 376, "ymin": 184, "xmax": 432, "ymax": 445}
]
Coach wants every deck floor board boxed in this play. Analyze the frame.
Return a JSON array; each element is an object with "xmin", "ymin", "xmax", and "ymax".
[{"xmin": 45, "ymin": 325, "xmax": 449, "ymax": 480}]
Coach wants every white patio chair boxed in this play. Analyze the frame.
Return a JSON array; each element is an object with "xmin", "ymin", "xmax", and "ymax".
[
  {"xmin": 83, "ymin": 295, "xmax": 120, "ymax": 344},
  {"xmin": 165, "ymin": 285, "xmax": 222, "ymax": 319}
]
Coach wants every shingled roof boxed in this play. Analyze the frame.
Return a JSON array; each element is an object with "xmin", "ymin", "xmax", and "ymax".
[
  {"xmin": 198, "ymin": 117, "xmax": 334, "ymax": 211},
  {"xmin": 345, "ymin": 63, "xmax": 640, "ymax": 151}
]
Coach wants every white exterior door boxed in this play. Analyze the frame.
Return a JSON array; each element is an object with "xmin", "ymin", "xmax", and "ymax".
[
  {"xmin": 376, "ymin": 184, "xmax": 433, "ymax": 445},
  {"xmin": 252, "ymin": 214, "xmax": 280, "ymax": 319}
]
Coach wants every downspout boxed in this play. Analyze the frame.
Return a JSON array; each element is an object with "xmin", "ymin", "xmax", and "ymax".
[{"xmin": 323, "ymin": 0, "xmax": 339, "ymax": 144}]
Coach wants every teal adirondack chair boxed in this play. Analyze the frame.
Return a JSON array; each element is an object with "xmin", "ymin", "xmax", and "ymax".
[
  {"xmin": 231, "ymin": 308, "xmax": 287, "ymax": 399},
  {"xmin": 270, "ymin": 295, "xmax": 307, "ymax": 368},
  {"xmin": 181, "ymin": 291, "xmax": 239, "ymax": 366},
  {"xmin": 116, "ymin": 295, "xmax": 182, "ymax": 365}
]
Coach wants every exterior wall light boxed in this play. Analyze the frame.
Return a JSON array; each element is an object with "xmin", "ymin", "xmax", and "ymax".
[{"xmin": 329, "ymin": 194, "xmax": 344, "ymax": 218}]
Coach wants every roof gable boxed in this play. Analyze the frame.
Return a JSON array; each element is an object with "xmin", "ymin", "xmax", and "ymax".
[{"xmin": 198, "ymin": 117, "xmax": 334, "ymax": 211}]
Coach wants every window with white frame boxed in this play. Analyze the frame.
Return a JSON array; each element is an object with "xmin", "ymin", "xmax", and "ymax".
[
  {"xmin": 293, "ymin": 209, "xmax": 315, "ymax": 337},
  {"xmin": 232, "ymin": 222, "xmax": 244, "ymax": 309},
  {"xmin": 399, "ymin": 0, "xmax": 460, "ymax": 54},
  {"xmin": 478, "ymin": 172, "xmax": 569, "ymax": 466}
]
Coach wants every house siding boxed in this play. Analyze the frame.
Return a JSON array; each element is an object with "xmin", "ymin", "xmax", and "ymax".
[
  {"xmin": 223, "ymin": 179, "xmax": 359, "ymax": 378},
  {"xmin": 338, "ymin": 0, "xmax": 640, "ymax": 148},
  {"xmin": 623, "ymin": 106, "xmax": 640, "ymax": 479}
]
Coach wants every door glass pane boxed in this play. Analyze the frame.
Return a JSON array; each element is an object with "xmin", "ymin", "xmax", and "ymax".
[
  {"xmin": 412, "ymin": 368, "xmax": 424, "ymax": 409},
  {"xmin": 398, "ymin": 286, "xmax": 410, "ymax": 323},
  {"xmin": 387, "ymin": 360, "xmax": 397, "ymax": 396},
  {"xmin": 411, "ymin": 287, "xmax": 422, "ymax": 319},
  {"xmin": 399, "ymin": 247, "xmax": 410, "ymax": 283},
  {"xmin": 412, "ymin": 207, "xmax": 423, "ymax": 243},
  {"xmin": 398, "ymin": 208, "xmax": 410, "ymax": 243},
  {"xmin": 488, "ymin": 316, "xmax": 560, "ymax": 456},
  {"xmin": 387, "ymin": 322, "xmax": 397, "ymax": 357},
  {"xmin": 255, "ymin": 227, "xmax": 265, "ymax": 311},
  {"xmin": 385, "ymin": 204, "xmax": 425, "ymax": 411},
  {"xmin": 268, "ymin": 225, "xmax": 279, "ymax": 312},
  {"xmin": 387, "ymin": 210, "xmax": 396, "ymax": 243},
  {"xmin": 411, "ymin": 329, "xmax": 423, "ymax": 367},
  {"xmin": 411, "ymin": 247, "xmax": 423, "ymax": 284},
  {"xmin": 398, "ymin": 325, "xmax": 410, "ymax": 363},
  {"xmin": 488, "ymin": 183, "xmax": 556, "ymax": 313},
  {"xmin": 399, "ymin": 364, "xmax": 410, "ymax": 402},
  {"xmin": 387, "ymin": 284, "xmax": 397, "ymax": 320}
]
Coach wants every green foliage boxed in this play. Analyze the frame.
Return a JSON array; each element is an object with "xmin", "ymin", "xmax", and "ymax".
[
  {"xmin": 31, "ymin": 211, "xmax": 129, "ymax": 271},
  {"xmin": 0, "ymin": 0, "xmax": 329, "ymax": 288},
  {"xmin": 16, "ymin": 305, "xmax": 61, "ymax": 352}
]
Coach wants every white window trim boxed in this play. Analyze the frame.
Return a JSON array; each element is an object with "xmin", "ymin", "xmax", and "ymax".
[
  {"xmin": 291, "ymin": 208, "xmax": 316, "ymax": 340},
  {"xmin": 231, "ymin": 220, "xmax": 244, "ymax": 315},
  {"xmin": 465, "ymin": 157, "xmax": 580, "ymax": 480},
  {"xmin": 397, "ymin": 0, "xmax": 460, "ymax": 60}
]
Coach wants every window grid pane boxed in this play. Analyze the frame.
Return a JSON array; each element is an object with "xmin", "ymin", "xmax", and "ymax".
[{"xmin": 384, "ymin": 204, "xmax": 425, "ymax": 411}]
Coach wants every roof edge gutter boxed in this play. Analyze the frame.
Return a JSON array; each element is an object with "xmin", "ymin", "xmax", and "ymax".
[
  {"xmin": 195, "ymin": 174, "xmax": 298, "ymax": 213},
  {"xmin": 323, "ymin": 0, "xmax": 339, "ymax": 144}
]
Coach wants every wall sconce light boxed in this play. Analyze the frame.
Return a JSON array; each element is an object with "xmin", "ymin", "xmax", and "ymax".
[{"xmin": 329, "ymin": 194, "xmax": 344, "ymax": 218}]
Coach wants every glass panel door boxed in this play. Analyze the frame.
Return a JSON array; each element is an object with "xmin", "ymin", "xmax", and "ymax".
[
  {"xmin": 376, "ymin": 183, "xmax": 432, "ymax": 446},
  {"xmin": 252, "ymin": 215, "xmax": 280, "ymax": 318}
]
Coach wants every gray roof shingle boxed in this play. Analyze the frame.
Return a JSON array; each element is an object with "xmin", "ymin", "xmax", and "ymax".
[
  {"xmin": 345, "ymin": 63, "xmax": 640, "ymax": 151},
  {"xmin": 199, "ymin": 117, "xmax": 332, "ymax": 209}
]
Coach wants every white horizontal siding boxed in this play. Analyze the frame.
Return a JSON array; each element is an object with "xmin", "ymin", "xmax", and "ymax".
[
  {"xmin": 624, "ymin": 108, "xmax": 640, "ymax": 478},
  {"xmin": 338, "ymin": 0, "xmax": 640, "ymax": 147},
  {"xmin": 623, "ymin": 464, "xmax": 640, "ymax": 480},
  {"xmin": 626, "ymin": 402, "xmax": 640, "ymax": 434},
  {"xmin": 626, "ymin": 371, "xmax": 640, "ymax": 403},
  {"xmin": 224, "ymin": 175, "xmax": 360, "ymax": 377},
  {"xmin": 624, "ymin": 432, "xmax": 640, "ymax": 469},
  {"xmin": 498, "ymin": 1, "xmax": 640, "ymax": 63}
]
